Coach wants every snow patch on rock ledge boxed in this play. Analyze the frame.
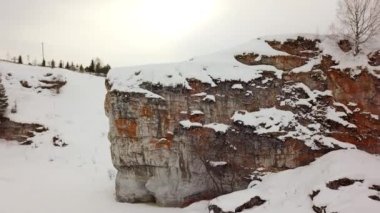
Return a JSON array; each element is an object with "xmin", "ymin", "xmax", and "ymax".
[
  {"xmin": 232, "ymin": 108, "xmax": 295, "ymax": 134},
  {"xmin": 190, "ymin": 110, "xmax": 204, "ymax": 116},
  {"xmin": 320, "ymin": 36, "xmax": 380, "ymax": 78},
  {"xmin": 179, "ymin": 120, "xmax": 202, "ymax": 129},
  {"xmin": 203, "ymin": 95, "xmax": 216, "ymax": 102},
  {"xmin": 231, "ymin": 83, "xmax": 244, "ymax": 89},
  {"xmin": 180, "ymin": 121, "xmax": 230, "ymax": 134},
  {"xmin": 281, "ymin": 83, "xmax": 332, "ymax": 107},
  {"xmin": 203, "ymin": 123, "xmax": 230, "ymax": 133},
  {"xmin": 231, "ymin": 107, "xmax": 356, "ymax": 150},
  {"xmin": 326, "ymin": 106, "xmax": 357, "ymax": 128},
  {"xmin": 208, "ymin": 161, "xmax": 228, "ymax": 167}
]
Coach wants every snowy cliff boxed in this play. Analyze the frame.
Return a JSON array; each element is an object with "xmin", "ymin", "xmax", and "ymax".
[{"xmin": 105, "ymin": 35, "xmax": 380, "ymax": 207}]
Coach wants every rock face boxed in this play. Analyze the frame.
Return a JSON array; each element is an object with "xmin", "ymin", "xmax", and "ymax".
[
  {"xmin": 105, "ymin": 35, "xmax": 380, "ymax": 207},
  {"xmin": 0, "ymin": 117, "xmax": 47, "ymax": 143}
]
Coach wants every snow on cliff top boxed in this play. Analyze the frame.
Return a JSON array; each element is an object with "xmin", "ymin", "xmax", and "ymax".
[
  {"xmin": 107, "ymin": 36, "xmax": 288, "ymax": 95},
  {"xmin": 107, "ymin": 34, "xmax": 379, "ymax": 97}
]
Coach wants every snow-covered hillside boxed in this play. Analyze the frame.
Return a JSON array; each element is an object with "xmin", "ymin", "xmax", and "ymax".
[{"xmin": 0, "ymin": 62, "xmax": 207, "ymax": 213}]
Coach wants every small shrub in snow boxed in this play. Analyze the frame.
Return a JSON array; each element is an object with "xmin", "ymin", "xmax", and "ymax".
[
  {"xmin": 20, "ymin": 80, "xmax": 32, "ymax": 88},
  {"xmin": 52, "ymin": 135, "xmax": 68, "ymax": 147},
  {"xmin": 11, "ymin": 101, "xmax": 17, "ymax": 114}
]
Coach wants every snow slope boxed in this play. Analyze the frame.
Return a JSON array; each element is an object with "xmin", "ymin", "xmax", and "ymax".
[
  {"xmin": 107, "ymin": 37, "xmax": 286, "ymax": 96},
  {"xmin": 0, "ymin": 62, "xmax": 207, "ymax": 213},
  {"xmin": 210, "ymin": 149, "xmax": 380, "ymax": 213},
  {"xmin": 107, "ymin": 35, "xmax": 380, "ymax": 97}
]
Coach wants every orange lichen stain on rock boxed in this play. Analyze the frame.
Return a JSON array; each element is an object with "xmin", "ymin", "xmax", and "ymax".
[
  {"xmin": 322, "ymin": 110, "xmax": 380, "ymax": 154},
  {"xmin": 331, "ymin": 132, "xmax": 380, "ymax": 154},
  {"xmin": 189, "ymin": 114, "xmax": 204, "ymax": 123},
  {"xmin": 187, "ymin": 79, "xmax": 210, "ymax": 95},
  {"xmin": 235, "ymin": 54, "xmax": 307, "ymax": 71},
  {"xmin": 164, "ymin": 116, "xmax": 171, "ymax": 130},
  {"xmin": 328, "ymin": 70, "xmax": 372, "ymax": 93},
  {"xmin": 351, "ymin": 113, "xmax": 380, "ymax": 132},
  {"xmin": 114, "ymin": 119, "xmax": 137, "ymax": 138},
  {"xmin": 327, "ymin": 70, "xmax": 380, "ymax": 114},
  {"xmin": 285, "ymin": 71, "xmax": 330, "ymax": 92},
  {"xmin": 284, "ymin": 139, "xmax": 326, "ymax": 166},
  {"xmin": 140, "ymin": 105, "xmax": 153, "ymax": 117},
  {"xmin": 155, "ymin": 138, "xmax": 172, "ymax": 149},
  {"xmin": 150, "ymin": 132, "xmax": 174, "ymax": 149},
  {"xmin": 266, "ymin": 36, "xmax": 320, "ymax": 58},
  {"xmin": 186, "ymin": 128, "xmax": 214, "ymax": 143},
  {"xmin": 328, "ymin": 112, "xmax": 380, "ymax": 154}
]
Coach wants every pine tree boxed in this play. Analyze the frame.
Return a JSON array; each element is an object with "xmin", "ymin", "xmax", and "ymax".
[
  {"xmin": 42, "ymin": 59, "xmax": 46, "ymax": 67},
  {"xmin": 79, "ymin": 65, "xmax": 84, "ymax": 72},
  {"xmin": 59, "ymin": 61, "xmax": 63, "ymax": 68},
  {"xmin": 0, "ymin": 75, "xmax": 9, "ymax": 118},
  {"xmin": 18, "ymin": 55, "xmax": 23, "ymax": 64},
  {"xmin": 65, "ymin": 62, "xmax": 70, "ymax": 69},
  {"xmin": 51, "ymin": 60, "xmax": 56, "ymax": 68},
  {"xmin": 89, "ymin": 60, "xmax": 95, "ymax": 72},
  {"xmin": 98, "ymin": 64, "xmax": 111, "ymax": 75},
  {"xmin": 95, "ymin": 62, "xmax": 101, "ymax": 73}
]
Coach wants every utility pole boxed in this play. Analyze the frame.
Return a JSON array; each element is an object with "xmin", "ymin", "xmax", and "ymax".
[{"xmin": 41, "ymin": 42, "xmax": 45, "ymax": 61}]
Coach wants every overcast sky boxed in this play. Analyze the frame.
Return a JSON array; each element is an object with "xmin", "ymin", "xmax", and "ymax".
[{"xmin": 0, "ymin": 0, "xmax": 338, "ymax": 67}]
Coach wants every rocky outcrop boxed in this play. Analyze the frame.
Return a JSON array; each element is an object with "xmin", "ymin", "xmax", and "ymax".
[
  {"xmin": 209, "ymin": 196, "xmax": 266, "ymax": 213},
  {"xmin": 0, "ymin": 117, "xmax": 47, "ymax": 143},
  {"xmin": 235, "ymin": 36, "xmax": 321, "ymax": 71},
  {"xmin": 338, "ymin": 39, "xmax": 352, "ymax": 53},
  {"xmin": 0, "ymin": 71, "xmax": 59, "ymax": 145},
  {"xmin": 368, "ymin": 50, "xmax": 380, "ymax": 66},
  {"xmin": 19, "ymin": 72, "xmax": 67, "ymax": 94},
  {"xmin": 105, "ymin": 35, "xmax": 380, "ymax": 207},
  {"xmin": 235, "ymin": 54, "xmax": 308, "ymax": 71},
  {"xmin": 266, "ymin": 36, "xmax": 320, "ymax": 57}
]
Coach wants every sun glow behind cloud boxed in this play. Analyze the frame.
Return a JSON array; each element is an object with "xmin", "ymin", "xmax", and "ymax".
[{"xmin": 105, "ymin": 0, "xmax": 217, "ymax": 45}]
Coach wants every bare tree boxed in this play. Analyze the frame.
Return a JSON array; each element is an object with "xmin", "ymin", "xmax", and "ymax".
[{"xmin": 337, "ymin": 0, "xmax": 380, "ymax": 55}]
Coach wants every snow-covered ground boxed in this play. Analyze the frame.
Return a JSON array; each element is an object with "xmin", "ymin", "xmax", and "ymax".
[{"xmin": 0, "ymin": 62, "xmax": 207, "ymax": 213}]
